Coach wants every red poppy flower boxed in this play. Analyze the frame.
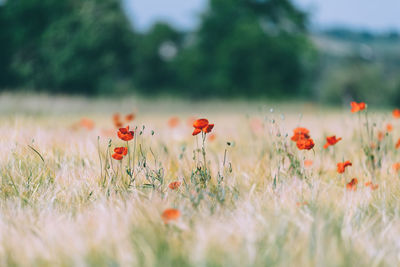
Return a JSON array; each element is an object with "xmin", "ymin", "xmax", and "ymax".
[
  {"xmin": 296, "ymin": 138, "xmax": 315, "ymax": 150},
  {"xmin": 393, "ymin": 163, "xmax": 400, "ymax": 172},
  {"xmin": 125, "ymin": 113, "xmax": 135, "ymax": 122},
  {"xmin": 203, "ymin": 124, "xmax": 214, "ymax": 133},
  {"xmin": 192, "ymin": 118, "xmax": 214, "ymax": 136},
  {"xmin": 291, "ymin": 127, "xmax": 310, "ymax": 142},
  {"xmin": 161, "ymin": 208, "xmax": 180, "ymax": 223},
  {"xmin": 365, "ymin": 181, "xmax": 378, "ymax": 190},
  {"xmin": 346, "ymin": 178, "xmax": 358, "ymax": 191},
  {"xmin": 396, "ymin": 138, "xmax": 400, "ymax": 149},
  {"xmin": 350, "ymin": 102, "xmax": 366, "ymax": 113},
  {"xmin": 323, "ymin": 135, "xmax": 342, "ymax": 149},
  {"xmin": 168, "ymin": 117, "xmax": 180, "ymax": 128},
  {"xmin": 79, "ymin": 118, "xmax": 95, "ymax": 130},
  {"xmin": 386, "ymin": 123, "xmax": 393, "ymax": 132},
  {"xmin": 118, "ymin": 126, "xmax": 134, "ymax": 141},
  {"xmin": 304, "ymin": 159, "xmax": 313, "ymax": 167},
  {"xmin": 378, "ymin": 131, "xmax": 384, "ymax": 141},
  {"xmin": 112, "ymin": 147, "xmax": 128, "ymax": 160},
  {"xmin": 337, "ymin": 161, "xmax": 352, "ymax": 174},
  {"xmin": 168, "ymin": 181, "xmax": 181, "ymax": 190},
  {"xmin": 393, "ymin": 109, "xmax": 400, "ymax": 118}
]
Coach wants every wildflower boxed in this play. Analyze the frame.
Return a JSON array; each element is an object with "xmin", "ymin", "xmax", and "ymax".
[
  {"xmin": 79, "ymin": 118, "xmax": 95, "ymax": 130},
  {"xmin": 365, "ymin": 181, "xmax": 379, "ymax": 190},
  {"xmin": 168, "ymin": 181, "xmax": 181, "ymax": 190},
  {"xmin": 168, "ymin": 117, "xmax": 180, "ymax": 128},
  {"xmin": 208, "ymin": 133, "xmax": 216, "ymax": 141},
  {"xmin": 162, "ymin": 208, "xmax": 180, "ymax": 223},
  {"xmin": 125, "ymin": 113, "xmax": 135, "ymax": 122},
  {"xmin": 396, "ymin": 138, "xmax": 400, "ymax": 149},
  {"xmin": 291, "ymin": 127, "xmax": 310, "ymax": 142},
  {"xmin": 304, "ymin": 159, "xmax": 313, "ymax": 167},
  {"xmin": 296, "ymin": 138, "xmax": 315, "ymax": 150},
  {"xmin": 296, "ymin": 201, "xmax": 308, "ymax": 206},
  {"xmin": 350, "ymin": 101, "xmax": 366, "ymax": 113},
  {"xmin": 393, "ymin": 109, "xmax": 400, "ymax": 118},
  {"xmin": 392, "ymin": 163, "xmax": 400, "ymax": 172},
  {"xmin": 377, "ymin": 131, "xmax": 384, "ymax": 141},
  {"xmin": 118, "ymin": 126, "xmax": 134, "ymax": 141},
  {"xmin": 192, "ymin": 118, "xmax": 214, "ymax": 136},
  {"xmin": 112, "ymin": 147, "xmax": 128, "ymax": 160},
  {"xmin": 113, "ymin": 113, "xmax": 123, "ymax": 128},
  {"xmin": 323, "ymin": 135, "xmax": 342, "ymax": 149},
  {"xmin": 386, "ymin": 123, "xmax": 393, "ymax": 132},
  {"xmin": 346, "ymin": 178, "xmax": 358, "ymax": 191},
  {"xmin": 337, "ymin": 161, "xmax": 352, "ymax": 173}
]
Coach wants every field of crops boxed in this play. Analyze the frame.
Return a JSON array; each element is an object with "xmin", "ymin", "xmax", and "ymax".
[{"xmin": 0, "ymin": 94, "xmax": 399, "ymax": 266}]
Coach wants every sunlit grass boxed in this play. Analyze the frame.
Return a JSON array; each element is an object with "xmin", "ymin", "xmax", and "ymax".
[{"xmin": 0, "ymin": 94, "xmax": 399, "ymax": 266}]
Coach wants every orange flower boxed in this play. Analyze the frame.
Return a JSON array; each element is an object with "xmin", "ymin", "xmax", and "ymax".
[
  {"xmin": 386, "ymin": 123, "xmax": 393, "ymax": 132},
  {"xmin": 168, "ymin": 181, "xmax": 181, "ymax": 190},
  {"xmin": 396, "ymin": 138, "xmax": 400, "ymax": 149},
  {"xmin": 296, "ymin": 138, "xmax": 315, "ymax": 150},
  {"xmin": 192, "ymin": 118, "xmax": 214, "ymax": 136},
  {"xmin": 79, "ymin": 118, "xmax": 95, "ymax": 130},
  {"xmin": 125, "ymin": 113, "xmax": 135, "ymax": 122},
  {"xmin": 291, "ymin": 127, "xmax": 310, "ymax": 142},
  {"xmin": 161, "ymin": 208, "xmax": 180, "ymax": 223},
  {"xmin": 296, "ymin": 201, "xmax": 309, "ymax": 206},
  {"xmin": 350, "ymin": 101, "xmax": 366, "ymax": 113},
  {"xmin": 346, "ymin": 178, "xmax": 358, "ymax": 191},
  {"xmin": 377, "ymin": 131, "xmax": 384, "ymax": 141},
  {"xmin": 323, "ymin": 135, "xmax": 342, "ymax": 149},
  {"xmin": 117, "ymin": 126, "xmax": 134, "ymax": 141},
  {"xmin": 365, "ymin": 181, "xmax": 378, "ymax": 190},
  {"xmin": 392, "ymin": 163, "xmax": 400, "ymax": 172},
  {"xmin": 337, "ymin": 161, "xmax": 352, "ymax": 173},
  {"xmin": 393, "ymin": 109, "xmax": 400, "ymax": 118},
  {"xmin": 112, "ymin": 147, "xmax": 128, "ymax": 160},
  {"xmin": 168, "ymin": 117, "xmax": 180, "ymax": 128},
  {"xmin": 304, "ymin": 159, "xmax": 313, "ymax": 167},
  {"xmin": 203, "ymin": 124, "xmax": 214, "ymax": 133},
  {"xmin": 208, "ymin": 133, "xmax": 216, "ymax": 141}
]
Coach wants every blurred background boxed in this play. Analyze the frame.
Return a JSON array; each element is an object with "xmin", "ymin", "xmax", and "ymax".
[{"xmin": 0, "ymin": 0, "xmax": 399, "ymax": 106}]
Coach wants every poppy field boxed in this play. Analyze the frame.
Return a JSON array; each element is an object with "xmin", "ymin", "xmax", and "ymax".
[{"xmin": 1, "ymin": 95, "xmax": 400, "ymax": 266}]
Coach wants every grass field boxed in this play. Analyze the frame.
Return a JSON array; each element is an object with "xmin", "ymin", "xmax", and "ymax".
[{"xmin": 0, "ymin": 94, "xmax": 399, "ymax": 266}]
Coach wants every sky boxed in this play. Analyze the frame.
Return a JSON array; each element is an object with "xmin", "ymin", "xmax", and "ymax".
[{"xmin": 124, "ymin": 0, "xmax": 400, "ymax": 32}]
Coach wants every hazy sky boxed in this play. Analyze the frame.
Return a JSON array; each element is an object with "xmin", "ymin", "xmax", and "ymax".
[{"xmin": 124, "ymin": 0, "xmax": 400, "ymax": 32}]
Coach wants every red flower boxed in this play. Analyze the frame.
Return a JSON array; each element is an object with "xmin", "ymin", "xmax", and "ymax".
[
  {"xmin": 337, "ymin": 161, "xmax": 352, "ymax": 174},
  {"xmin": 192, "ymin": 118, "xmax": 214, "ymax": 136},
  {"xmin": 291, "ymin": 127, "xmax": 310, "ymax": 142},
  {"xmin": 350, "ymin": 102, "xmax": 366, "ymax": 113},
  {"xmin": 365, "ymin": 181, "xmax": 379, "ymax": 190},
  {"xmin": 396, "ymin": 138, "xmax": 400, "ymax": 149},
  {"xmin": 346, "ymin": 178, "xmax": 358, "ymax": 191},
  {"xmin": 168, "ymin": 117, "xmax": 180, "ymax": 128},
  {"xmin": 112, "ymin": 147, "xmax": 128, "ymax": 160},
  {"xmin": 323, "ymin": 135, "xmax": 342, "ymax": 149},
  {"xmin": 168, "ymin": 181, "xmax": 181, "ymax": 190},
  {"xmin": 117, "ymin": 126, "xmax": 134, "ymax": 141},
  {"xmin": 393, "ymin": 162, "xmax": 400, "ymax": 172},
  {"xmin": 393, "ymin": 109, "xmax": 400, "ymax": 118},
  {"xmin": 386, "ymin": 123, "xmax": 393, "ymax": 132},
  {"xmin": 296, "ymin": 138, "xmax": 315, "ymax": 150},
  {"xmin": 125, "ymin": 113, "xmax": 135, "ymax": 122},
  {"xmin": 162, "ymin": 208, "xmax": 180, "ymax": 223}
]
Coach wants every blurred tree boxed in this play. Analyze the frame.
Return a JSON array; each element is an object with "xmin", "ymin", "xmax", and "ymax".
[
  {"xmin": 0, "ymin": 0, "xmax": 135, "ymax": 94},
  {"xmin": 176, "ymin": 0, "xmax": 316, "ymax": 98},
  {"xmin": 134, "ymin": 22, "xmax": 183, "ymax": 94}
]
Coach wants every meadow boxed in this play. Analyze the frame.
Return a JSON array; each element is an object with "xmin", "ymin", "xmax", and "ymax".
[{"xmin": 0, "ymin": 94, "xmax": 399, "ymax": 267}]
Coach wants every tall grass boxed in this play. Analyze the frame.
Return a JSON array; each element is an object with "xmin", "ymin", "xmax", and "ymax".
[{"xmin": 0, "ymin": 94, "xmax": 399, "ymax": 266}]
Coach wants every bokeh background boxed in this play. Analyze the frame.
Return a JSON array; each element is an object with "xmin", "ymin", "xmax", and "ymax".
[{"xmin": 1, "ymin": 0, "xmax": 400, "ymax": 105}]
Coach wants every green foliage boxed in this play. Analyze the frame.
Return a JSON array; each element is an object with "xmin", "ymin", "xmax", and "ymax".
[
  {"xmin": 0, "ymin": 0, "xmax": 135, "ymax": 94},
  {"xmin": 176, "ymin": 0, "xmax": 315, "ymax": 97}
]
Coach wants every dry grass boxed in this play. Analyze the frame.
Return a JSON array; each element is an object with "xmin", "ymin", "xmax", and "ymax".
[{"xmin": 0, "ymin": 93, "xmax": 399, "ymax": 266}]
